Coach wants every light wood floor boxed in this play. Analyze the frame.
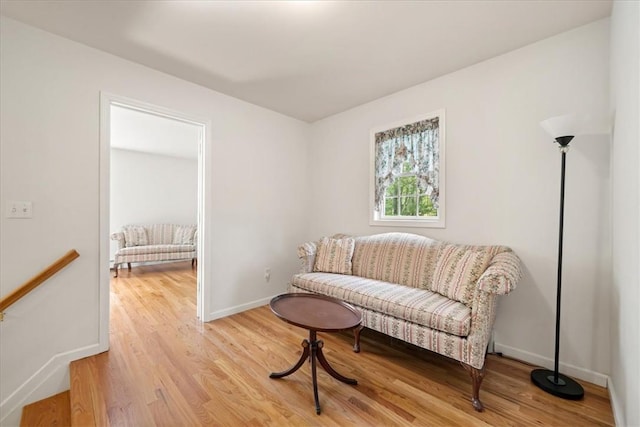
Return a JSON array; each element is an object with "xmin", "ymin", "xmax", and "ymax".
[
  {"xmin": 91, "ymin": 261, "xmax": 614, "ymax": 426},
  {"xmin": 21, "ymin": 391, "xmax": 70, "ymax": 427}
]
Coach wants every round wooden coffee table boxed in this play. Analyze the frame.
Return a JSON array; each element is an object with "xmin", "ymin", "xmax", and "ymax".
[{"xmin": 269, "ymin": 293, "xmax": 362, "ymax": 415}]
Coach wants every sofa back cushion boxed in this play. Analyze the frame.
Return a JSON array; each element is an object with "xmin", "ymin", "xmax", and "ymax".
[
  {"xmin": 123, "ymin": 225, "xmax": 149, "ymax": 247},
  {"xmin": 122, "ymin": 224, "xmax": 197, "ymax": 246},
  {"xmin": 313, "ymin": 237, "xmax": 355, "ymax": 274},
  {"xmin": 351, "ymin": 232, "xmax": 508, "ymax": 306},
  {"xmin": 143, "ymin": 224, "xmax": 181, "ymax": 245},
  {"xmin": 173, "ymin": 225, "xmax": 197, "ymax": 245},
  {"xmin": 351, "ymin": 233, "xmax": 443, "ymax": 289},
  {"xmin": 430, "ymin": 244, "xmax": 503, "ymax": 305}
]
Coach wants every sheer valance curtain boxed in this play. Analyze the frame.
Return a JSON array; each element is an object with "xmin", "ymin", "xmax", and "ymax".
[{"xmin": 374, "ymin": 117, "xmax": 440, "ymax": 213}]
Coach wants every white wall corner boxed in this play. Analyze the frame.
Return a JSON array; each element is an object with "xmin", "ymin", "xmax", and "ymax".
[
  {"xmin": 607, "ymin": 376, "xmax": 626, "ymax": 427},
  {"xmin": 0, "ymin": 343, "xmax": 101, "ymax": 427},
  {"xmin": 493, "ymin": 342, "xmax": 608, "ymax": 387}
]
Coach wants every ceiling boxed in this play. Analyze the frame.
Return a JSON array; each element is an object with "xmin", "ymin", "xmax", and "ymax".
[
  {"xmin": 1, "ymin": 1, "xmax": 612, "ymax": 123},
  {"xmin": 111, "ymin": 105, "xmax": 200, "ymax": 159}
]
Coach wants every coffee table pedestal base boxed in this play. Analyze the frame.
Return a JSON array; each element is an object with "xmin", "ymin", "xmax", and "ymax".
[{"xmin": 270, "ymin": 330, "xmax": 357, "ymax": 414}]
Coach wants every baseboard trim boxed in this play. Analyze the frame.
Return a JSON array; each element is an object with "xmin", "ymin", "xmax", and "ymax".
[
  {"xmin": 607, "ymin": 376, "xmax": 625, "ymax": 427},
  {"xmin": 0, "ymin": 343, "xmax": 102, "ymax": 426},
  {"xmin": 493, "ymin": 342, "xmax": 608, "ymax": 387},
  {"xmin": 207, "ymin": 295, "xmax": 275, "ymax": 321}
]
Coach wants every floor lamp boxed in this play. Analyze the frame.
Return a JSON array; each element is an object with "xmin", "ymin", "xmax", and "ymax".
[{"xmin": 531, "ymin": 114, "xmax": 585, "ymax": 400}]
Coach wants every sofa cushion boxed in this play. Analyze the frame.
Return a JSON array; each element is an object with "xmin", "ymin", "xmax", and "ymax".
[
  {"xmin": 146, "ymin": 224, "xmax": 177, "ymax": 245},
  {"xmin": 173, "ymin": 225, "xmax": 197, "ymax": 245},
  {"xmin": 123, "ymin": 225, "xmax": 148, "ymax": 247},
  {"xmin": 117, "ymin": 244, "xmax": 196, "ymax": 256},
  {"xmin": 293, "ymin": 272, "xmax": 471, "ymax": 337},
  {"xmin": 351, "ymin": 232, "xmax": 443, "ymax": 289},
  {"xmin": 313, "ymin": 237, "xmax": 355, "ymax": 275},
  {"xmin": 430, "ymin": 245, "xmax": 499, "ymax": 306}
]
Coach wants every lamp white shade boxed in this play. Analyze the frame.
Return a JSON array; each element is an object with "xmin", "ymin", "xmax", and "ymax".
[
  {"xmin": 540, "ymin": 114, "xmax": 586, "ymax": 139},
  {"xmin": 540, "ymin": 112, "xmax": 611, "ymax": 138}
]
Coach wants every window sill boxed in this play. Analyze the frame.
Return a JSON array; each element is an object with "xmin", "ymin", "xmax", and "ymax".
[{"xmin": 370, "ymin": 217, "xmax": 445, "ymax": 229}]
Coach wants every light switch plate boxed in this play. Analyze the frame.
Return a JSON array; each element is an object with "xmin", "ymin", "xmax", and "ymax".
[
  {"xmin": 6, "ymin": 201, "xmax": 33, "ymax": 219},
  {"xmin": 6, "ymin": 202, "xmax": 20, "ymax": 218},
  {"xmin": 21, "ymin": 201, "xmax": 33, "ymax": 218}
]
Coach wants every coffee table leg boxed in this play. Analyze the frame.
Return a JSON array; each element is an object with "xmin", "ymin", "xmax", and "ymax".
[
  {"xmin": 269, "ymin": 339, "xmax": 310, "ymax": 378},
  {"xmin": 316, "ymin": 340, "xmax": 358, "ymax": 385},
  {"xmin": 310, "ymin": 339, "xmax": 321, "ymax": 415},
  {"xmin": 270, "ymin": 330, "xmax": 357, "ymax": 415}
]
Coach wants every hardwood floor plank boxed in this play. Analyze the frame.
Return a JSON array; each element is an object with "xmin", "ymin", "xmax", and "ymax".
[
  {"xmin": 77, "ymin": 261, "xmax": 614, "ymax": 426},
  {"xmin": 21, "ymin": 391, "xmax": 71, "ymax": 427}
]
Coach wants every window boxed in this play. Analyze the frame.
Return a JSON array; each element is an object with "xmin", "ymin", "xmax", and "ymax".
[{"xmin": 370, "ymin": 110, "xmax": 445, "ymax": 228}]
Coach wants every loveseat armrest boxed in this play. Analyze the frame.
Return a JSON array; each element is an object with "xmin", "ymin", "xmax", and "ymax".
[
  {"xmin": 110, "ymin": 232, "xmax": 125, "ymax": 250},
  {"xmin": 297, "ymin": 241, "xmax": 317, "ymax": 273},
  {"xmin": 476, "ymin": 250, "xmax": 522, "ymax": 295}
]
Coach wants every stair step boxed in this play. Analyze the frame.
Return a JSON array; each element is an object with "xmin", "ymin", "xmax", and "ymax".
[
  {"xmin": 20, "ymin": 391, "xmax": 71, "ymax": 427},
  {"xmin": 69, "ymin": 357, "xmax": 108, "ymax": 427}
]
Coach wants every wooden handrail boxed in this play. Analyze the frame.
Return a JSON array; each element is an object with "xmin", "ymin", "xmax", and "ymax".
[{"xmin": 0, "ymin": 249, "xmax": 80, "ymax": 318}]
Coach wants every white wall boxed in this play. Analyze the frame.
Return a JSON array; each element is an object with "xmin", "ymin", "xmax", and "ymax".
[
  {"xmin": 609, "ymin": 1, "xmax": 640, "ymax": 426},
  {"xmin": 110, "ymin": 149, "xmax": 198, "ymax": 261},
  {"xmin": 0, "ymin": 16, "xmax": 309, "ymax": 425},
  {"xmin": 309, "ymin": 20, "xmax": 611, "ymax": 384}
]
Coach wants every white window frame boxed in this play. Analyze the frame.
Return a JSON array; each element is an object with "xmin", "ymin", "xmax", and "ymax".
[{"xmin": 369, "ymin": 110, "xmax": 446, "ymax": 228}]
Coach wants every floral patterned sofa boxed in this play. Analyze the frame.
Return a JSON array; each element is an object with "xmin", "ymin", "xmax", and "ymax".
[
  {"xmin": 290, "ymin": 232, "xmax": 522, "ymax": 411},
  {"xmin": 110, "ymin": 224, "xmax": 197, "ymax": 277}
]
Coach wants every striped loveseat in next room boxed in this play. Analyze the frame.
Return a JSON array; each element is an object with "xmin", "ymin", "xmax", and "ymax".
[
  {"xmin": 111, "ymin": 224, "xmax": 197, "ymax": 277},
  {"xmin": 290, "ymin": 232, "xmax": 522, "ymax": 412}
]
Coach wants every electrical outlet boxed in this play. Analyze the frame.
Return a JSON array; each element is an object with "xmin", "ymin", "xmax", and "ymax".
[{"xmin": 264, "ymin": 268, "xmax": 271, "ymax": 282}]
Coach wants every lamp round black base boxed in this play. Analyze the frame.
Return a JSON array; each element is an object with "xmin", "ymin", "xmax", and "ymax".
[{"xmin": 531, "ymin": 369, "xmax": 584, "ymax": 400}]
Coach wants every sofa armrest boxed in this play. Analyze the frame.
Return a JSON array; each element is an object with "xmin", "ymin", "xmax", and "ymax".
[
  {"xmin": 110, "ymin": 232, "xmax": 125, "ymax": 250},
  {"xmin": 297, "ymin": 241, "xmax": 317, "ymax": 273},
  {"xmin": 463, "ymin": 250, "xmax": 521, "ymax": 369},
  {"xmin": 476, "ymin": 250, "xmax": 522, "ymax": 295},
  {"xmin": 465, "ymin": 290, "xmax": 500, "ymax": 368}
]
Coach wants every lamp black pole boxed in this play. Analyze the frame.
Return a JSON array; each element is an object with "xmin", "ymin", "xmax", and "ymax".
[{"xmin": 531, "ymin": 135, "xmax": 584, "ymax": 400}]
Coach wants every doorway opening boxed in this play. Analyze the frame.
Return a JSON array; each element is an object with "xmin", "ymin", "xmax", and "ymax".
[{"xmin": 99, "ymin": 93, "xmax": 211, "ymax": 351}]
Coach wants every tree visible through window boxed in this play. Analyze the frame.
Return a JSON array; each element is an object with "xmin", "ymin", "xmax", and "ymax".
[{"xmin": 371, "ymin": 111, "xmax": 445, "ymax": 227}]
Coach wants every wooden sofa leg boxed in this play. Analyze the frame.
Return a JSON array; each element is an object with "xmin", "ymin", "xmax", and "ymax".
[
  {"xmin": 127, "ymin": 262, "xmax": 131, "ymax": 272},
  {"xmin": 114, "ymin": 264, "xmax": 119, "ymax": 278},
  {"xmin": 353, "ymin": 325, "xmax": 364, "ymax": 353},
  {"xmin": 461, "ymin": 362, "xmax": 486, "ymax": 412}
]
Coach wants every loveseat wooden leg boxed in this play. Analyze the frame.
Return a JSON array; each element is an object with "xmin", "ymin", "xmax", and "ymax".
[
  {"xmin": 114, "ymin": 264, "xmax": 119, "ymax": 278},
  {"xmin": 353, "ymin": 325, "xmax": 364, "ymax": 353},
  {"xmin": 127, "ymin": 262, "xmax": 131, "ymax": 272},
  {"xmin": 461, "ymin": 362, "xmax": 486, "ymax": 412}
]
